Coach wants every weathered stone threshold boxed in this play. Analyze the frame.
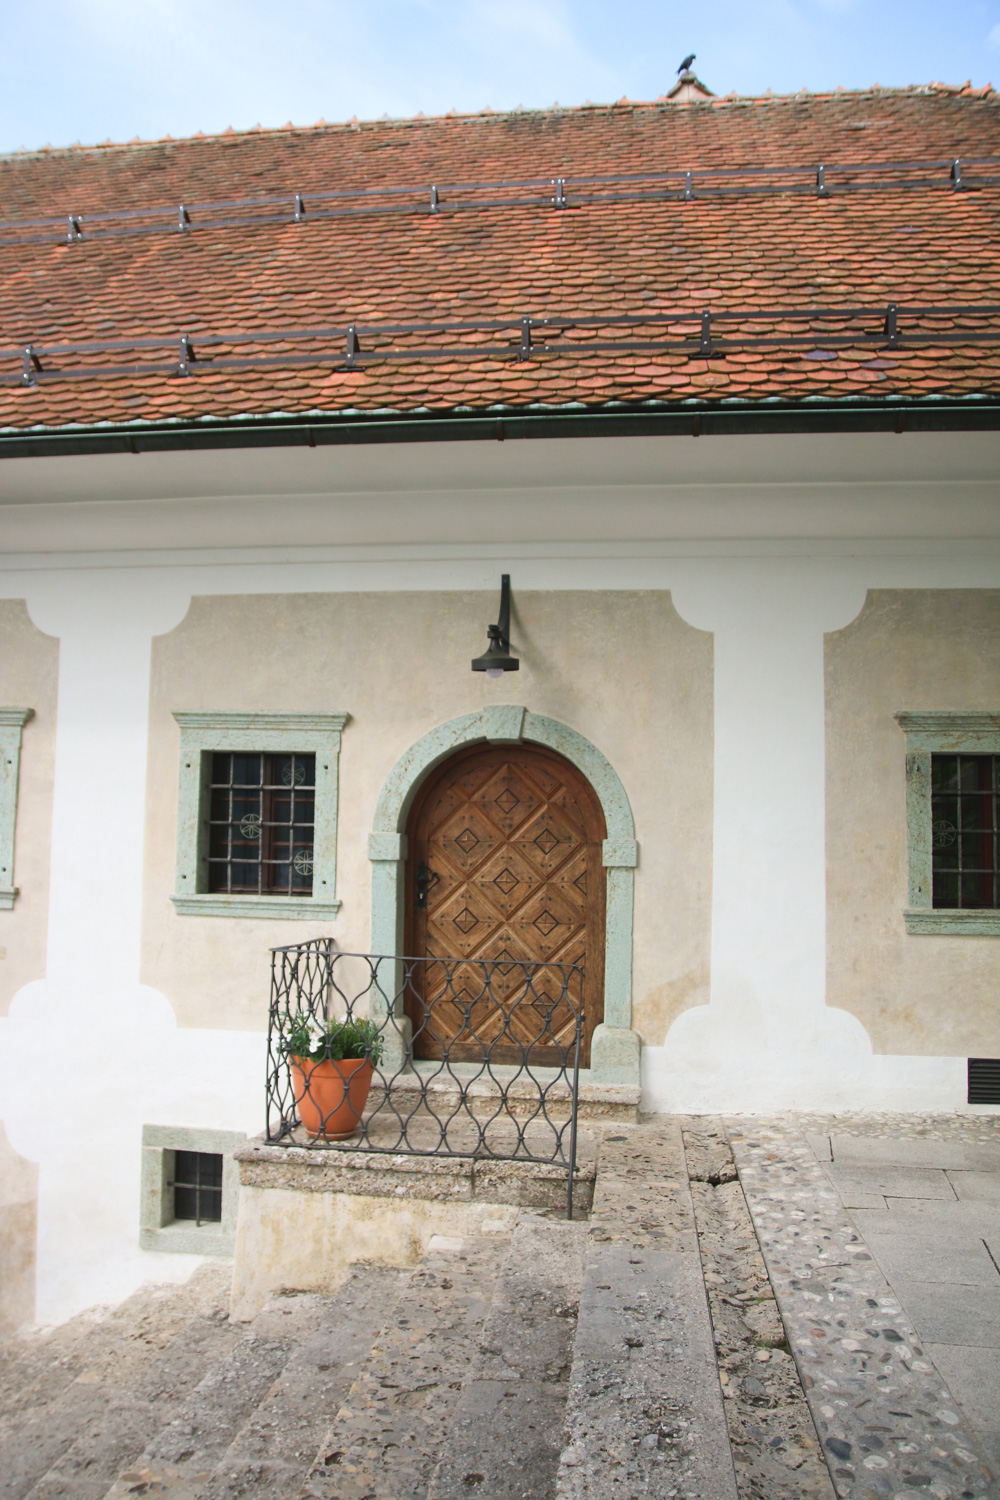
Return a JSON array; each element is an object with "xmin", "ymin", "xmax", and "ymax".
[{"xmin": 235, "ymin": 1136, "xmax": 596, "ymax": 1209}]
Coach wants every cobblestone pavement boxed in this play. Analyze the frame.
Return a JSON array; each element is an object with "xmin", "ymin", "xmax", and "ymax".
[{"xmin": 729, "ymin": 1113, "xmax": 1000, "ymax": 1500}]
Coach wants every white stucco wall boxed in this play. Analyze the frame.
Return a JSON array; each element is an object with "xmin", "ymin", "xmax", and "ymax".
[{"xmin": 0, "ymin": 429, "xmax": 998, "ymax": 1324}]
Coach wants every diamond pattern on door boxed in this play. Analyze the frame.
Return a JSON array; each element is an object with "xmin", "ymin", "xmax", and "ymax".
[
  {"xmin": 406, "ymin": 742, "xmax": 607, "ymax": 1065},
  {"xmin": 552, "ymin": 849, "xmax": 589, "ymax": 913},
  {"xmin": 512, "ymin": 806, "xmax": 582, "ymax": 876},
  {"xmin": 472, "ymin": 846, "xmax": 540, "ymax": 918},
  {"xmin": 430, "ymin": 886, "xmax": 500, "ymax": 957},
  {"xmin": 473, "ymin": 768, "xmax": 539, "ymax": 835},
  {"xmin": 511, "ymin": 887, "xmax": 578, "ymax": 960},
  {"xmin": 439, "ymin": 808, "xmax": 499, "ymax": 872}
]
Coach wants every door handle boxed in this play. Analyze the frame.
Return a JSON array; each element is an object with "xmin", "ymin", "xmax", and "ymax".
[{"xmin": 415, "ymin": 861, "xmax": 439, "ymax": 909}]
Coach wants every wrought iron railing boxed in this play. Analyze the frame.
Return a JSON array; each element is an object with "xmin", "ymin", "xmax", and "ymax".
[{"xmin": 265, "ymin": 941, "xmax": 584, "ymax": 1217}]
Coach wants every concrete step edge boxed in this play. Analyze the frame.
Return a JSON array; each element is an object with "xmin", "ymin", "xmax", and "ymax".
[{"xmin": 97, "ymin": 1295, "xmax": 314, "ymax": 1500}]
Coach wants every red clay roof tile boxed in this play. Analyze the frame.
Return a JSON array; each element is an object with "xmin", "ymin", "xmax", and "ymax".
[{"xmin": 1, "ymin": 87, "xmax": 999, "ymax": 431}]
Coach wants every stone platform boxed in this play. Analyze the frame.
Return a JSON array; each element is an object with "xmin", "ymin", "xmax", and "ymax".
[{"xmin": 231, "ymin": 1122, "xmax": 598, "ymax": 1319}]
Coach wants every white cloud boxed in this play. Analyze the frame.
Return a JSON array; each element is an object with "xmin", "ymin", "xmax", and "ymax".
[{"xmin": 989, "ymin": 20, "xmax": 1000, "ymax": 46}]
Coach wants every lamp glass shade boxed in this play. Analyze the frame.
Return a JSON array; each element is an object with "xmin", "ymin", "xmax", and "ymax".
[{"xmin": 471, "ymin": 637, "xmax": 519, "ymax": 673}]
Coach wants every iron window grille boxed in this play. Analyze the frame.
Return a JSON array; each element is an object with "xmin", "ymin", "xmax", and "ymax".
[
  {"xmin": 931, "ymin": 755, "xmax": 1000, "ymax": 910},
  {"xmin": 207, "ymin": 752, "xmax": 315, "ymax": 897},
  {"xmin": 170, "ymin": 1150, "xmax": 223, "ymax": 1225}
]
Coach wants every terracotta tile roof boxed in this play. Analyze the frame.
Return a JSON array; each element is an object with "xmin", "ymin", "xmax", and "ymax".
[{"xmin": 2, "ymin": 84, "xmax": 1000, "ymax": 434}]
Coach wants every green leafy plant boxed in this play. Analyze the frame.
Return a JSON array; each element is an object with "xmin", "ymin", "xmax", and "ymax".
[{"xmin": 284, "ymin": 1014, "xmax": 384, "ymax": 1066}]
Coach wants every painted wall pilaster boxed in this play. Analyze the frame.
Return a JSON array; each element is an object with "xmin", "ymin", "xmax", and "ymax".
[{"xmin": 644, "ymin": 564, "xmax": 873, "ymax": 1110}]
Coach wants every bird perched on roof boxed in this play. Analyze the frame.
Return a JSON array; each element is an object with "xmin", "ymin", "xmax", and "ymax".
[{"xmin": 678, "ymin": 54, "xmax": 696, "ymax": 73}]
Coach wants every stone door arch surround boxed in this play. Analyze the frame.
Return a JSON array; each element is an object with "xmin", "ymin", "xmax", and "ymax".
[{"xmin": 367, "ymin": 705, "xmax": 640, "ymax": 1084}]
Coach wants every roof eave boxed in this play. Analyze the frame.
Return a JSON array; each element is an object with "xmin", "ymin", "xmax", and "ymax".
[{"xmin": 1, "ymin": 395, "xmax": 999, "ymax": 459}]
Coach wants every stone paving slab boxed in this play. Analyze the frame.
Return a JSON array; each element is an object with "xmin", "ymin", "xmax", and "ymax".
[
  {"xmin": 858, "ymin": 1237, "xmax": 1000, "ymax": 1287},
  {"xmin": 728, "ymin": 1119, "xmax": 998, "ymax": 1500},
  {"xmin": 557, "ymin": 1124, "xmax": 738, "ymax": 1500},
  {"xmin": 925, "ymin": 1345, "xmax": 1000, "ymax": 1475},
  {"xmin": 950, "ymin": 1172, "xmax": 1000, "ymax": 1204},
  {"xmin": 428, "ymin": 1215, "xmax": 587, "ymax": 1500},
  {"xmin": 888, "ymin": 1280, "xmax": 1000, "ymax": 1348},
  {"xmin": 821, "ymin": 1138, "xmax": 1000, "ymax": 1173},
  {"xmin": 559, "ymin": 1244, "xmax": 740, "ymax": 1500},
  {"xmin": 852, "ymin": 1200, "xmax": 1000, "ymax": 1240},
  {"xmin": 828, "ymin": 1167, "xmax": 958, "ymax": 1203}
]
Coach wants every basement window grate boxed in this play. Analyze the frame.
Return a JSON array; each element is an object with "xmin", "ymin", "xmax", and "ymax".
[
  {"xmin": 931, "ymin": 754, "xmax": 1000, "ymax": 909},
  {"xmin": 968, "ymin": 1058, "xmax": 1000, "ymax": 1105},
  {"xmin": 171, "ymin": 1150, "xmax": 223, "ymax": 1224}
]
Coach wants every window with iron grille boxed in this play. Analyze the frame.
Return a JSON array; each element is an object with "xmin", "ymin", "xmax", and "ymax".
[
  {"xmin": 932, "ymin": 755, "xmax": 999, "ymax": 910},
  {"xmin": 140, "ymin": 1125, "xmax": 244, "ymax": 1254},
  {"xmin": 171, "ymin": 1150, "xmax": 223, "ymax": 1225},
  {"xmin": 896, "ymin": 712, "xmax": 1000, "ymax": 935},
  {"xmin": 208, "ymin": 752, "xmax": 315, "ymax": 896},
  {"xmin": 172, "ymin": 711, "xmax": 347, "ymax": 920}
]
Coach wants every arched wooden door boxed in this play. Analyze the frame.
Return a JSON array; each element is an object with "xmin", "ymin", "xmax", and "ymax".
[{"xmin": 404, "ymin": 742, "xmax": 606, "ymax": 1066}]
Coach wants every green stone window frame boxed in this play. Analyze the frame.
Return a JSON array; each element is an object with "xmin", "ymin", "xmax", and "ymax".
[
  {"xmin": 896, "ymin": 711, "xmax": 1000, "ymax": 935},
  {"xmin": 171, "ymin": 711, "xmax": 348, "ymax": 920},
  {"xmin": 0, "ymin": 708, "xmax": 33, "ymax": 911},
  {"xmin": 139, "ymin": 1124, "xmax": 244, "ymax": 1256}
]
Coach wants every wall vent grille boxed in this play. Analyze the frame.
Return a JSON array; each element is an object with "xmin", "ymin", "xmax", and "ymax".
[{"xmin": 968, "ymin": 1057, "xmax": 1000, "ymax": 1104}]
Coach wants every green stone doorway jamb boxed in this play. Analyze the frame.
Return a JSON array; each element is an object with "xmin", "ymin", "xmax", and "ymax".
[{"xmin": 367, "ymin": 705, "xmax": 640, "ymax": 1085}]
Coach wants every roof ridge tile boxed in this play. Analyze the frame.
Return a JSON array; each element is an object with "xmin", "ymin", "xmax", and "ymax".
[{"xmin": 3, "ymin": 81, "xmax": 996, "ymax": 161}]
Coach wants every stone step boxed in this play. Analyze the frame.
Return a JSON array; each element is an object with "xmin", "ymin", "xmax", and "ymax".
[
  {"xmin": 194, "ymin": 1265, "xmax": 406, "ymax": 1500},
  {"xmin": 0, "ymin": 1266, "xmax": 238, "ymax": 1500},
  {"xmin": 97, "ymin": 1308, "xmax": 305, "ymax": 1499},
  {"xmin": 427, "ymin": 1214, "xmax": 588, "ymax": 1500},
  {"xmin": 297, "ymin": 1232, "xmax": 512, "ymax": 1500},
  {"xmin": 556, "ymin": 1123, "xmax": 740, "ymax": 1500},
  {"xmin": 368, "ymin": 1074, "xmax": 640, "ymax": 1125}
]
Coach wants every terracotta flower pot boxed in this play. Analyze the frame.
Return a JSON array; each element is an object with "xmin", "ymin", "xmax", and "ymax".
[{"xmin": 290, "ymin": 1055, "xmax": 374, "ymax": 1140}]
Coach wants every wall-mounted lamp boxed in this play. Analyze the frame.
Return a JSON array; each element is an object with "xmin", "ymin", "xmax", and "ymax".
[{"xmin": 471, "ymin": 573, "xmax": 520, "ymax": 678}]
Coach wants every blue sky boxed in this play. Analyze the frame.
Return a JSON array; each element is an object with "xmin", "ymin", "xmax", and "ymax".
[{"xmin": 1, "ymin": 0, "xmax": 999, "ymax": 154}]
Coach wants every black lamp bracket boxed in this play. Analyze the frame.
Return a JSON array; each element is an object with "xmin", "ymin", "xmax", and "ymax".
[
  {"xmin": 471, "ymin": 573, "xmax": 520, "ymax": 674},
  {"xmin": 495, "ymin": 573, "xmax": 512, "ymax": 651}
]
